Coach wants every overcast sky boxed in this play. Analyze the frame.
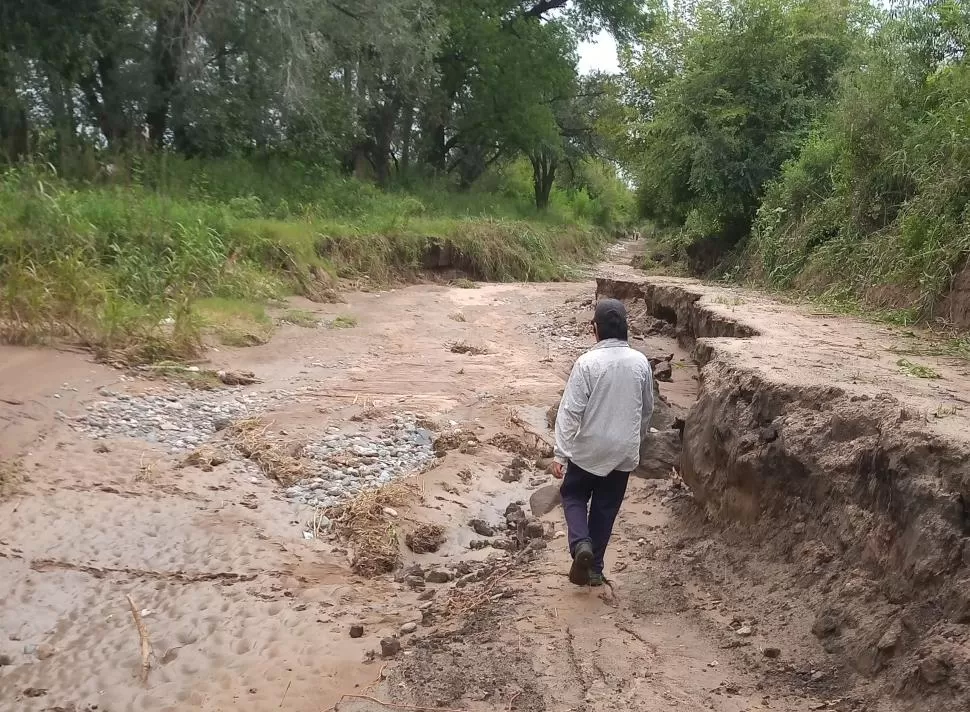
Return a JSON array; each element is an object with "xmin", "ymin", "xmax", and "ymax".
[{"xmin": 578, "ymin": 30, "xmax": 621, "ymax": 74}]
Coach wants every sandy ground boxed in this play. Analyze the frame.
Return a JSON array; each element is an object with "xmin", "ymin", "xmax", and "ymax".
[{"xmin": 0, "ymin": 244, "xmax": 943, "ymax": 712}]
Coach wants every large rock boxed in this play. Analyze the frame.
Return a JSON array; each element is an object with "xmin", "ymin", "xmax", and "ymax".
[
  {"xmin": 529, "ymin": 484, "xmax": 562, "ymax": 517},
  {"xmin": 634, "ymin": 429, "xmax": 681, "ymax": 479}
]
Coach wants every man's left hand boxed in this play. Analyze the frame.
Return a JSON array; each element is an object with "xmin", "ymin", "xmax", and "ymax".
[{"xmin": 552, "ymin": 461, "xmax": 564, "ymax": 479}]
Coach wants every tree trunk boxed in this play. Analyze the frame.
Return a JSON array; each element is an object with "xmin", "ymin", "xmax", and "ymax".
[
  {"xmin": 530, "ymin": 149, "xmax": 558, "ymax": 211},
  {"xmin": 46, "ymin": 68, "xmax": 76, "ymax": 164},
  {"xmin": 147, "ymin": 0, "xmax": 207, "ymax": 149},
  {"xmin": 400, "ymin": 103, "xmax": 414, "ymax": 177},
  {"xmin": 81, "ymin": 54, "xmax": 132, "ymax": 151},
  {"xmin": 0, "ymin": 57, "xmax": 28, "ymax": 163}
]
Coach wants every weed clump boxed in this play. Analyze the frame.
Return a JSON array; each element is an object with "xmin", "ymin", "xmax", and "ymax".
[
  {"xmin": 326, "ymin": 481, "xmax": 418, "ymax": 577},
  {"xmin": 405, "ymin": 523, "xmax": 446, "ymax": 554},
  {"xmin": 0, "ymin": 163, "xmax": 610, "ymax": 362},
  {"xmin": 328, "ymin": 315, "xmax": 358, "ymax": 329},
  {"xmin": 226, "ymin": 418, "xmax": 306, "ymax": 485}
]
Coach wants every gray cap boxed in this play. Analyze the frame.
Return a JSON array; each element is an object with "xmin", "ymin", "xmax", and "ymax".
[{"xmin": 593, "ymin": 298, "xmax": 627, "ymax": 332}]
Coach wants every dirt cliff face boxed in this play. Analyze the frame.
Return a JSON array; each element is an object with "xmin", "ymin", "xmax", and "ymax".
[{"xmin": 597, "ymin": 275, "xmax": 970, "ymax": 711}]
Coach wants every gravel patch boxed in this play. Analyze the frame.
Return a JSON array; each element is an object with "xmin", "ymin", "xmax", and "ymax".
[
  {"xmin": 61, "ymin": 387, "xmax": 437, "ymax": 515},
  {"xmin": 63, "ymin": 386, "xmax": 298, "ymax": 452},
  {"xmin": 285, "ymin": 414, "xmax": 436, "ymax": 509}
]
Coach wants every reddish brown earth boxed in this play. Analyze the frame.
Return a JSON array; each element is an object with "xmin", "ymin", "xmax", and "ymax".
[{"xmin": 1, "ymin": 244, "xmax": 966, "ymax": 712}]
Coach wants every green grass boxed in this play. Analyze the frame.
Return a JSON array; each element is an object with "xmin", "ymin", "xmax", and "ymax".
[
  {"xmin": 194, "ymin": 297, "xmax": 274, "ymax": 347},
  {"xmin": 896, "ymin": 358, "xmax": 942, "ymax": 380},
  {"xmin": 281, "ymin": 309, "xmax": 320, "ymax": 328},
  {"xmin": 329, "ymin": 315, "xmax": 358, "ymax": 329},
  {"xmin": 450, "ymin": 278, "xmax": 479, "ymax": 289},
  {"xmin": 0, "ymin": 161, "xmax": 611, "ymax": 362}
]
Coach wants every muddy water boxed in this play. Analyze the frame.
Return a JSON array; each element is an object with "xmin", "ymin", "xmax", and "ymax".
[{"xmin": 0, "ymin": 248, "xmax": 916, "ymax": 712}]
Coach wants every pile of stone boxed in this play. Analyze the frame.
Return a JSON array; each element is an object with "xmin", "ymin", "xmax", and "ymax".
[
  {"xmin": 63, "ymin": 387, "xmax": 293, "ymax": 451},
  {"xmin": 283, "ymin": 415, "xmax": 436, "ymax": 508}
]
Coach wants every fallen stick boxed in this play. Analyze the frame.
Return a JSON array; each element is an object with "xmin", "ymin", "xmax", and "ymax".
[
  {"xmin": 126, "ymin": 594, "xmax": 153, "ymax": 684},
  {"xmin": 324, "ymin": 694, "xmax": 467, "ymax": 712}
]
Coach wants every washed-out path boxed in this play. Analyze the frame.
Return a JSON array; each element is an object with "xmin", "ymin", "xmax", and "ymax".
[{"xmin": 3, "ymin": 243, "xmax": 961, "ymax": 712}]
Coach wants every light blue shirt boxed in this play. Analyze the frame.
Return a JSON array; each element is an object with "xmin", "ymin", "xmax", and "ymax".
[{"xmin": 554, "ymin": 339, "xmax": 654, "ymax": 476}]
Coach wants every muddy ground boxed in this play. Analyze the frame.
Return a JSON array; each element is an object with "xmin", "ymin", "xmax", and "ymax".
[{"xmin": 1, "ymin": 244, "xmax": 967, "ymax": 712}]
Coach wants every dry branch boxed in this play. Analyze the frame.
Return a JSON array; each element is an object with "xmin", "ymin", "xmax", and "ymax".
[{"xmin": 126, "ymin": 594, "xmax": 153, "ymax": 684}]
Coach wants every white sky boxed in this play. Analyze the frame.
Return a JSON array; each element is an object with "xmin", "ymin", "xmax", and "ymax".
[{"xmin": 578, "ymin": 30, "xmax": 621, "ymax": 74}]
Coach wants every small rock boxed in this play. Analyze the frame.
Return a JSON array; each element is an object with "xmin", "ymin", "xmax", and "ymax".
[
  {"xmin": 23, "ymin": 688, "xmax": 47, "ymax": 698},
  {"xmin": 876, "ymin": 620, "xmax": 902, "ymax": 653},
  {"xmin": 918, "ymin": 655, "xmax": 950, "ymax": 685},
  {"xmin": 505, "ymin": 505, "xmax": 527, "ymax": 529},
  {"xmin": 811, "ymin": 608, "xmax": 841, "ymax": 639},
  {"xmin": 524, "ymin": 518, "xmax": 545, "ymax": 540},
  {"xmin": 762, "ymin": 647, "xmax": 782, "ymax": 659},
  {"xmin": 455, "ymin": 572, "xmax": 480, "ymax": 588},
  {"xmin": 417, "ymin": 590, "xmax": 435, "ymax": 601},
  {"xmin": 349, "ymin": 625, "xmax": 364, "ymax": 639},
  {"xmin": 213, "ymin": 417, "xmax": 232, "ymax": 431},
  {"xmin": 380, "ymin": 637, "xmax": 401, "ymax": 658},
  {"xmin": 426, "ymin": 570, "xmax": 453, "ymax": 584},
  {"xmin": 810, "ymin": 671, "xmax": 825, "ymax": 683},
  {"xmin": 653, "ymin": 360, "xmax": 673, "ymax": 382},
  {"xmin": 0, "ymin": 653, "xmax": 13, "ymax": 666},
  {"xmin": 469, "ymin": 519, "xmax": 495, "ymax": 537},
  {"xmin": 94, "ymin": 443, "xmax": 111, "ymax": 454},
  {"xmin": 404, "ymin": 575, "xmax": 426, "ymax": 590},
  {"xmin": 399, "ymin": 622, "xmax": 418, "ymax": 635},
  {"xmin": 35, "ymin": 644, "xmax": 56, "ymax": 660},
  {"xmin": 736, "ymin": 625, "xmax": 753, "ymax": 637}
]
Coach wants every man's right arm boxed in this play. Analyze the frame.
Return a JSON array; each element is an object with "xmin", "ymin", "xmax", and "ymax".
[{"xmin": 554, "ymin": 359, "xmax": 590, "ymax": 470}]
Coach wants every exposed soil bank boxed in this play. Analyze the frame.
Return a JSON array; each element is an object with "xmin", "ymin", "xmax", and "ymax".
[{"xmin": 597, "ymin": 275, "xmax": 970, "ymax": 711}]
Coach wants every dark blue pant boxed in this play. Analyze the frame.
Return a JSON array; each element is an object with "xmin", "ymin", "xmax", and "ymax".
[{"xmin": 560, "ymin": 462, "xmax": 630, "ymax": 574}]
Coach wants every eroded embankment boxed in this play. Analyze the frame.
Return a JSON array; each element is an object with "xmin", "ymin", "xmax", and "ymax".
[{"xmin": 597, "ymin": 276, "xmax": 970, "ymax": 711}]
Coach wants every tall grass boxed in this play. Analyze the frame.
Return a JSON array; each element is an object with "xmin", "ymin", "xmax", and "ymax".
[
  {"xmin": 0, "ymin": 160, "xmax": 611, "ymax": 360},
  {"xmin": 749, "ymin": 19, "xmax": 970, "ymax": 324}
]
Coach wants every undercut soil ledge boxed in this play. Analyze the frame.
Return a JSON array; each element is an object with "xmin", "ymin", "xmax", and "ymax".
[{"xmin": 597, "ymin": 275, "xmax": 970, "ymax": 711}]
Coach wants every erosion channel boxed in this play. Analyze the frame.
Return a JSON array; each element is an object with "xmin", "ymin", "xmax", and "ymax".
[{"xmin": 1, "ymin": 247, "xmax": 968, "ymax": 712}]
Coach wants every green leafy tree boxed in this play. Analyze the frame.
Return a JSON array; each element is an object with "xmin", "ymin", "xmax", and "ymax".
[{"xmin": 622, "ymin": 0, "xmax": 862, "ymax": 265}]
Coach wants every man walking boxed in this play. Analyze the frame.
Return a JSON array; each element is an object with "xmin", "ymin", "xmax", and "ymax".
[{"xmin": 553, "ymin": 298, "xmax": 654, "ymax": 586}]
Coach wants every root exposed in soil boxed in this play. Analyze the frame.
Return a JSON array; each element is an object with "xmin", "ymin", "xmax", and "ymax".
[
  {"xmin": 327, "ymin": 481, "xmax": 418, "ymax": 577},
  {"xmin": 487, "ymin": 432, "xmax": 546, "ymax": 460},
  {"xmin": 448, "ymin": 340, "xmax": 489, "ymax": 356},
  {"xmin": 405, "ymin": 523, "xmax": 446, "ymax": 554}
]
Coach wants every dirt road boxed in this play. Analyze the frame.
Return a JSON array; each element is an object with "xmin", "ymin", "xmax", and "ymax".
[{"xmin": 1, "ymin": 245, "xmax": 966, "ymax": 712}]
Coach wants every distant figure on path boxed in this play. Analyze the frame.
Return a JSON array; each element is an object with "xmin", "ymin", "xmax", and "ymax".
[{"xmin": 552, "ymin": 298, "xmax": 654, "ymax": 586}]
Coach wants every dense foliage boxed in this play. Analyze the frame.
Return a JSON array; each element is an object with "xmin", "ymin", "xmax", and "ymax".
[
  {"xmin": 619, "ymin": 0, "xmax": 970, "ymax": 323},
  {"xmin": 0, "ymin": 0, "xmax": 644, "ymax": 210},
  {"xmin": 0, "ymin": 1, "xmax": 645, "ymax": 358}
]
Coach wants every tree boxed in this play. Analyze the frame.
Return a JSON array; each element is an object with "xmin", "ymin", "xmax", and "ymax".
[{"xmin": 622, "ymin": 0, "xmax": 862, "ymax": 258}]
